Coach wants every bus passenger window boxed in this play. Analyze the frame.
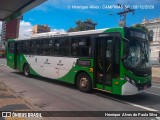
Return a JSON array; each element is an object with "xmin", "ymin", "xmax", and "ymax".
[
  {"xmin": 30, "ymin": 40, "xmax": 41, "ymax": 55},
  {"xmin": 53, "ymin": 38, "xmax": 70, "ymax": 56},
  {"xmin": 8, "ymin": 42, "xmax": 14, "ymax": 53},
  {"xmin": 54, "ymin": 40, "xmax": 60, "ymax": 55},
  {"xmin": 21, "ymin": 41, "xmax": 30, "ymax": 54},
  {"xmin": 71, "ymin": 37, "xmax": 91, "ymax": 57},
  {"xmin": 42, "ymin": 39, "xmax": 53, "ymax": 56}
]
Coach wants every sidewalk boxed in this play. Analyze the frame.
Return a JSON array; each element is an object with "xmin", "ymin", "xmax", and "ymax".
[
  {"xmin": 0, "ymin": 82, "xmax": 45, "ymax": 120},
  {"xmin": 152, "ymin": 66, "xmax": 160, "ymax": 83}
]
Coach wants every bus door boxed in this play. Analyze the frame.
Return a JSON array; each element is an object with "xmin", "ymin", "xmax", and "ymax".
[
  {"xmin": 14, "ymin": 42, "xmax": 21, "ymax": 70},
  {"xmin": 95, "ymin": 36, "xmax": 114, "ymax": 89},
  {"xmin": 7, "ymin": 42, "xmax": 15, "ymax": 69}
]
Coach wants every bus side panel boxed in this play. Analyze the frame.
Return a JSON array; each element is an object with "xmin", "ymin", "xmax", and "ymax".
[
  {"xmin": 112, "ymin": 79, "xmax": 126, "ymax": 95},
  {"xmin": 58, "ymin": 57, "xmax": 78, "ymax": 83},
  {"xmin": 18, "ymin": 54, "xmax": 26, "ymax": 72},
  {"xmin": 59, "ymin": 58, "xmax": 94, "ymax": 84},
  {"xmin": 7, "ymin": 53, "xmax": 15, "ymax": 69},
  {"xmin": 19, "ymin": 55, "xmax": 40, "ymax": 76}
]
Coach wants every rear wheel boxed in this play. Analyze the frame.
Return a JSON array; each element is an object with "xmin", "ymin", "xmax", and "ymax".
[
  {"xmin": 76, "ymin": 72, "xmax": 92, "ymax": 92},
  {"xmin": 24, "ymin": 64, "xmax": 30, "ymax": 77}
]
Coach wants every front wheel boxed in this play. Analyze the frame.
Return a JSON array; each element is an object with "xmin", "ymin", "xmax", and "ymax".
[
  {"xmin": 76, "ymin": 72, "xmax": 92, "ymax": 92},
  {"xmin": 24, "ymin": 64, "xmax": 30, "ymax": 77}
]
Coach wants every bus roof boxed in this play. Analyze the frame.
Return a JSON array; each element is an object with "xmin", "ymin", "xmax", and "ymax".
[
  {"xmin": 14, "ymin": 27, "xmax": 124, "ymax": 41},
  {"xmin": 14, "ymin": 28, "xmax": 109, "ymax": 41}
]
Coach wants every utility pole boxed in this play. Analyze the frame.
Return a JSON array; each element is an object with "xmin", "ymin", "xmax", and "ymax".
[{"xmin": 117, "ymin": 4, "xmax": 135, "ymax": 27}]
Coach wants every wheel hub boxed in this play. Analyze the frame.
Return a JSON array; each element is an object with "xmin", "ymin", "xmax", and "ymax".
[
  {"xmin": 80, "ymin": 77, "xmax": 88, "ymax": 88},
  {"xmin": 25, "ymin": 66, "xmax": 29, "ymax": 76}
]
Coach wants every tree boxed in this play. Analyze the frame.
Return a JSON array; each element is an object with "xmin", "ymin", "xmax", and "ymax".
[
  {"xmin": 67, "ymin": 19, "xmax": 97, "ymax": 32},
  {"xmin": 133, "ymin": 24, "xmax": 149, "ymax": 33},
  {"xmin": 68, "ymin": 27, "xmax": 75, "ymax": 32}
]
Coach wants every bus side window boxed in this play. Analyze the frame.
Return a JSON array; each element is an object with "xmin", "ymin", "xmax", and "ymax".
[
  {"xmin": 60, "ymin": 38, "xmax": 70, "ymax": 56},
  {"xmin": 21, "ymin": 42, "xmax": 24, "ymax": 53},
  {"xmin": 71, "ymin": 38, "xmax": 79, "ymax": 56},
  {"xmin": 79, "ymin": 37, "xmax": 91, "ymax": 57},
  {"xmin": 21, "ymin": 41, "xmax": 30, "ymax": 54},
  {"xmin": 30, "ymin": 40, "xmax": 35, "ymax": 55},
  {"xmin": 54, "ymin": 39, "xmax": 60, "ymax": 56},
  {"xmin": 53, "ymin": 38, "xmax": 70, "ymax": 56},
  {"xmin": 41, "ymin": 39, "xmax": 53, "ymax": 56},
  {"xmin": 8, "ymin": 42, "xmax": 14, "ymax": 53},
  {"xmin": 36, "ymin": 40, "xmax": 41, "ymax": 55},
  {"xmin": 71, "ymin": 36, "xmax": 91, "ymax": 57},
  {"xmin": 17, "ymin": 42, "xmax": 20, "ymax": 54}
]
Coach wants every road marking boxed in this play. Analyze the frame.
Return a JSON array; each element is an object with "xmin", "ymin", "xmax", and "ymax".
[
  {"xmin": 124, "ymin": 101, "xmax": 158, "ymax": 111},
  {"xmin": 156, "ymin": 117, "xmax": 160, "ymax": 120},
  {"xmin": 96, "ymin": 92, "xmax": 159, "ymax": 112},
  {"xmin": 152, "ymin": 86, "xmax": 160, "ymax": 89},
  {"xmin": 145, "ymin": 91, "xmax": 160, "ymax": 97}
]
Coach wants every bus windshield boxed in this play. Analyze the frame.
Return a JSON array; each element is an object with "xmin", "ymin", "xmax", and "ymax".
[{"xmin": 124, "ymin": 29, "xmax": 151, "ymax": 69}]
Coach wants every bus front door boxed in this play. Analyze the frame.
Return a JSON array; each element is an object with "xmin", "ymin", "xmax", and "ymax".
[
  {"xmin": 95, "ymin": 37, "xmax": 113, "ymax": 90},
  {"xmin": 14, "ymin": 43, "xmax": 20, "ymax": 70}
]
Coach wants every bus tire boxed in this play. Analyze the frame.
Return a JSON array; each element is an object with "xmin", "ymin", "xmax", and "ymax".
[
  {"xmin": 24, "ymin": 64, "xmax": 30, "ymax": 77},
  {"xmin": 76, "ymin": 72, "xmax": 92, "ymax": 93}
]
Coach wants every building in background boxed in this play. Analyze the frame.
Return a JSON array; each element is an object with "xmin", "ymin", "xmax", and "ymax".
[
  {"xmin": 84, "ymin": 20, "xmax": 97, "ymax": 30},
  {"xmin": 0, "ymin": 17, "xmax": 21, "ymax": 57},
  {"xmin": 142, "ymin": 18, "xmax": 160, "ymax": 64},
  {"xmin": 1, "ymin": 17, "xmax": 21, "ymax": 42},
  {"xmin": 32, "ymin": 25, "xmax": 50, "ymax": 34}
]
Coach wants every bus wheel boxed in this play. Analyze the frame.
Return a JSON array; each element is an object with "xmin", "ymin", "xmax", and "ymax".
[
  {"xmin": 76, "ymin": 73, "xmax": 92, "ymax": 92},
  {"xmin": 24, "ymin": 64, "xmax": 30, "ymax": 77}
]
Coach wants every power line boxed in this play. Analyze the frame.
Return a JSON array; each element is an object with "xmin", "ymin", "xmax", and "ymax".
[{"xmin": 117, "ymin": 4, "xmax": 135, "ymax": 27}]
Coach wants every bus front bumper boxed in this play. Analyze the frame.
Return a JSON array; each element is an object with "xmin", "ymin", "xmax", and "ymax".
[{"xmin": 121, "ymin": 81, "xmax": 151, "ymax": 95}]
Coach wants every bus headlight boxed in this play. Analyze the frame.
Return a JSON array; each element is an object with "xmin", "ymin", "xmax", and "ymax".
[
  {"xmin": 125, "ymin": 76, "xmax": 130, "ymax": 82},
  {"xmin": 125, "ymin": 76, "xmax": 136, "ymax": 86}
]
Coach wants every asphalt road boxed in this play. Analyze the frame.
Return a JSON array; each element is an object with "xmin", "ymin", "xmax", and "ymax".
[{"xmin": 0, "ymin": 58, "xmax": 160, "ymax": 120}]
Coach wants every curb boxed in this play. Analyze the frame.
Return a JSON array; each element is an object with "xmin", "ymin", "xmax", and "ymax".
[{"xmin": 152, "ymin": 77, "xmax": 160, "ymax": 83}]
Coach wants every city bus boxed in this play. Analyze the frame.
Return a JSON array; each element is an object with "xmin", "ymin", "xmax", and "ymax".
[{"xmin": 6, "ymin": 27, "xmax": 152, "ymax": 95}]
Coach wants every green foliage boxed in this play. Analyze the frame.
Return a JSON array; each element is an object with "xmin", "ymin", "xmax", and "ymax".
[
  {"xmin": 133, "ymin": 24, "xmax": 149, "ymax": 33},
  {"xmin": 67, "ymin": 19, "xmax": 96, "ymax": 32}
]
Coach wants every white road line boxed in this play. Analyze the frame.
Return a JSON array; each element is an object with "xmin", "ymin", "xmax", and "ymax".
[
  {"xmin": 124, "ymin": 101, "xmax": 158, "ymax": 111},
  {"xmin": 145, "ymin": 91, "xmax": 160, "ymax": 97},
  {"xmin": 152, "ymin": 86, "xmax": 160, "ymax": 89},
  {"xmin": 156, "ymin": 117, "xmax": 160, "ymax": 120},
  {"xmin": 98, "ymin": 93, "xmax": 159, "ymax": 112}
]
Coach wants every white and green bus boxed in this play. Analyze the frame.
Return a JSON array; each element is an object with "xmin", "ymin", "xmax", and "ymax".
[{"xmin": 7, "ymin": 27, "xmax": 152, "ymax": 95}]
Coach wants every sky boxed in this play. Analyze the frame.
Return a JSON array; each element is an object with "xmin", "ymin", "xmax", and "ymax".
[{"xmin": 0, "ymin": 0, "xmax": 160, "ymax": 38}]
